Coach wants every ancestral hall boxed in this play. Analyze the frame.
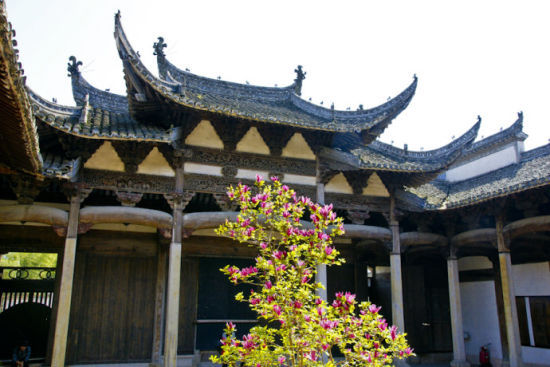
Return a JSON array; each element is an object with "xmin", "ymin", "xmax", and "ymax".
[{"xmin": 0, "ymin": 5, "xmax": 549, "ymax": 367}]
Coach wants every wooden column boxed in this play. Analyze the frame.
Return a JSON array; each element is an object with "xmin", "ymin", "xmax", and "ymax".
[
  {"xmin": 496, "ymin": 217, "xmax": 523, "ymax": 367},
  {"xmin": 164, "ymin": 161, "xmax": 184, "ymax": 367},
  {"xmin": 447, "ymin": 247, "xmax": 470, "ymax": 367},
  {"xmin": 51, "ymin": 194, "xmax": 80, "ymax": 367},
  {"xmin": 152, "ymin": 238, "xmax": 168, "ymax": 365},
  {"xmin": 389, "ymin": 196, "xmax": 406, "ymax": 336},
  {"xmin": 315, "ymin": 158, "xmax": 327, "ymax": 301}
]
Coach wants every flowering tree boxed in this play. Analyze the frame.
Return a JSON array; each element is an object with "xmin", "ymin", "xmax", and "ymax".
[{"xmin": 211, "ymin": 176, "xmax": 413, "ymax": 367}]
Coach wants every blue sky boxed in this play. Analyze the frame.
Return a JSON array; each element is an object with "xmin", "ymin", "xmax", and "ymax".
[{"xmin": 7, "ymin": 0, "xmax": 550, "ymax": 150}]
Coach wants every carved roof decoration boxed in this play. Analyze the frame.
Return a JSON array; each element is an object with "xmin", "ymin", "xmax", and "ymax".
[
  {"xmin": 0, "ymin": 1, "xmax": 42, "ymax": 175},
  {"xmin": 68, "ymin": 56, "xmax": 129, "ymax": 114},
  {"xmin": 407, "ymin": 144, "xmax": 550, "ymax": 209},
  {"xmin": 28, "ymin": 88, "xmax": 174, "ymax": 143},
  {"xmin": 452, "ymin": 112, "xmax": 527, "ymax": 166},
  {"xmin": 321, "ymin": 117, "xmax": 480, "ymax": 173},
  {"xmin": 114, "ymin": 12, "xmax": 417, "ymax": 133}
]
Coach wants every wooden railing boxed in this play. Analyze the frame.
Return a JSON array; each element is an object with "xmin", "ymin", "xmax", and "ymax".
[{"xmin": 0, "ymin": 266, "xmax": 56, "ymax": 313}]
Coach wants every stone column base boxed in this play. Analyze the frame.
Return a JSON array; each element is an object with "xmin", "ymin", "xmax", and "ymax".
[{"xmin": 450, "ymin": 360, "xmax": 470, "ymax": 367}]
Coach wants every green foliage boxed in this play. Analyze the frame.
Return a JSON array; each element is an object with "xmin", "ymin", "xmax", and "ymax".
[
  {"xmin": 211, "ymin": 176, "xmax": 413, "ymax": 367},
  {"xmin": 0, "ymin": 252, "xmax": 57, "ymax": 279}
]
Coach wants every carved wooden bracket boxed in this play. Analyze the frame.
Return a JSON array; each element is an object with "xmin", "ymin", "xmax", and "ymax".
[
  {"xmin": 62, "ymin": 183, "xmax": 93, "ymax": 203},
  {"xmin": 213, "ymin": 193, "xmax": 239, "ymax": 211},
  {"xmin": 347, "ymin": 209, "xmax": 370, "ymax": 225},
  {"xmin": 257, "ymin": 125, "xmax": 294, "ymax": 157},
  {"xmin": 115, "ymin": 191, "xmax": 143, "ymax": 207},
  {"xmin": 343, "ymin": 171, "xmax": 369, "ymax": 195},
  {"xmin": 112, "ymin": 141, "xmax": 153, "ymax": 174},
  {"xmin": 9, "ymin": 174, "xmax": 46, "ymax": 204},
  {"xmin": 163, "ymin": 190, "xmax": 195, "ymax": 210},
  {"xmin": 158, "ymin": 228, "xmax": 171, "ymax": 239}
]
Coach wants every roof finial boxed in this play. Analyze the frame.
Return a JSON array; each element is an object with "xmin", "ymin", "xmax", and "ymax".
[
  {"xmin": 115, "ymin": 10, "xmax": 121, "ymax": 21},
  {"xmin": 293, "ymin": 65, "xmax": 306, "ymax": 96},
  {"xmin": 67, "ymin": 56, "xmax": 82, "ymax": 77},
  {"xmin": 517, "ymin": 111, "xmax": 523, "ymax": 121},
  {"xmin": 153, "ymin": 37, "xmax": 167, "ymax": 57}
]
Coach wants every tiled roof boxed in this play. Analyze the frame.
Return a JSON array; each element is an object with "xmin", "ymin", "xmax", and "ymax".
[
  {"xmin": 0, "ymin": 0, "xmax": 42, "ymax": 174},
  {"xmin": 114, "ymin": 13, "xmax": 416, "ymax": 133},
  {"xmin": 28, "ymin": 88, "xmax": 174, "ymax": 142},
  {"xmin": 41, "ymin": 153, "xmax": 79, "ymax": 179},
  {"xmin": 453, "ymin": 112, "xmax": 527, "ymax": 166},
  {"xmin": 68, "ymin": 59, "xmax": 128, "ymax": 113},
  {"xmin": 321, "ymin": 118, "xmax": 480, "ymax": 173},
  {"xmin": 407, "ymin": 144, "xmax": 550, "ymax": 209}
]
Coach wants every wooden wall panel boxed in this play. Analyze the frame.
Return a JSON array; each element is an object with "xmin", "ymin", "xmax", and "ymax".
[
  {"xmin": 67, "ymin": 249, "xmax": 157, "ymax": 364},
  {"xmin": 178, "ymin": 257, "xmax": 199, "ymax": 354}
]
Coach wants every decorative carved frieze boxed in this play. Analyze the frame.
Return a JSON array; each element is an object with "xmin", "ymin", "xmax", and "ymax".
[
  {"xmin": 221, "ymin": 166, "xmax": 238, "ymax": 179},
  {"xmin": 80, "ymin": 169, "xmax": 389, "ymax": 213},
  {"xmin": 182, "ymin": 147, "xmax": 316, "ymax": 176},
  {"xmin": 81, "ymin": 168, "xmax": 175, "ymax": 194},
  {"xmin": 111, "ymin": 141, "xmax": 153, "ymax": 173}
]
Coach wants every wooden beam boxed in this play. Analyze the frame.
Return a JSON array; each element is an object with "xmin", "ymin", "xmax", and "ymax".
[
  {"xmin": 504, "ymin": 215, "xmax": 550, "ymax": 240},
  {"xmin": 80, "ymin": 206, "xmax": 172, "ymax": 229},
  {"xmin": 400, "ymin": 231, "xmax": 447, "ymax": 247},
  {"xmin": 450, "ymin": 228, "xmax": 497, "ymax": 247},
  {"xmin": 0, "ymin": 204, "xmax": 68, "ymax": 226}
]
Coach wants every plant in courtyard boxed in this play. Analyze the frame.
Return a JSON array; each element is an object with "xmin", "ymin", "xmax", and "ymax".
[{"xmin": 211, "ymin": 175, "xmax": 413, "ymax": 367}]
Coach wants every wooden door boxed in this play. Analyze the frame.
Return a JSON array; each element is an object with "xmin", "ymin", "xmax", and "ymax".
[
  {"xmin": 67, "ymin": 253, "xmax": 156, "ymax": 364},
  {"xmin": 403, "ymin": 262, "xmax": 452, "ymax": 353}
]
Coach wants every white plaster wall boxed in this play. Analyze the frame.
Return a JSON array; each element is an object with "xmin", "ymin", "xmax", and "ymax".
[
  {"xmin": 512, "ymin": 262, "xmax": 550, "ymax": 296},
  {"xmin": 183, "ymin": 163, "xmax": 223, "ymax": 177},
  {"xmin": 283, "ymin": 174, "xmax": 316, "ymax": 186},
  {"xmin": 460, "ymin": 281, "xmax": 503, "ymax": 363},
  {"xmin": 512, "ymin": 262, "xmax": 550, "ymax": 365},
  {"xmin": 522, "ymin": 346, "xmax": 550, "ymax": 366},
  {"xmin": 446, "ymin": 145, "xmax": 517, "ymax": 182},
  {"xmin": 236, "ymin": 169, "xmax": 269, "ymax": 181}
]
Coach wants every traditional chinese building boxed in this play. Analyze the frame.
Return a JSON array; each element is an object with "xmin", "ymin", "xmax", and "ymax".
[{"xmin": 0, "ymin": 5, "xmax": 549, "ymax": 367}]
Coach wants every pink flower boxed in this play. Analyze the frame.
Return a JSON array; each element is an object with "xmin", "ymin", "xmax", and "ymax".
[
  {"xmin": 368, "ymin": 304, "xmax": 381, "ymax": 314},
  {"xmin": 278, "ymin": 356, "xmax": 285, "ymax": 364},
  {"xmin": 227, "ymin": 191, "xmax": 234, "ymax": 199},
  {"xmin": 260, "ymin": 242, "xmax": 268, "ymax": 250},
  {"xmin": 317, "ymin": 307, "xmax": 324, "ymax": 316},
  {"xmin": 325, "ymin": 246, "xmax": 333, "ymax": 255},
  {"xmin": 390, "ymin": 325, "xmax": 397, "ymax": 340},
  {"xmin": 250, "ymin": 297, "xmax": 260, "ymax": 305},
  {"xmin": 304, "ymin": 315, "xmax": 311, "ymax": 322},
  {"xmin": 318, "ymin": 232, "xmax": 330, "ymax": 241},
  {"xmin": 293, "ymin": 300, "xmax": 303, "ymax": 309},
  {"xmin": 304, "ymin": 351, "xmax": 317, "ymax": 361},
  {"xmin": 270, "ymin": 176, "xmax": 279, "ymax": 182},
  {"xmin": 273, "ymin": 304, "xmax": 282, "ymax": 315},
  {"xmin": 256, "ymin": 174, "xmax": 263, "ymax": 183},
  {"xmin": 265, "ymin": 280, "xmax": 272, "ymax": 289}
]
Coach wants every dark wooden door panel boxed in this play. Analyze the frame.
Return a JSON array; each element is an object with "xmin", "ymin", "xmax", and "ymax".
[{"xmin": 67, "ymin": 253, "xmax": 156, "ymax": 363}]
